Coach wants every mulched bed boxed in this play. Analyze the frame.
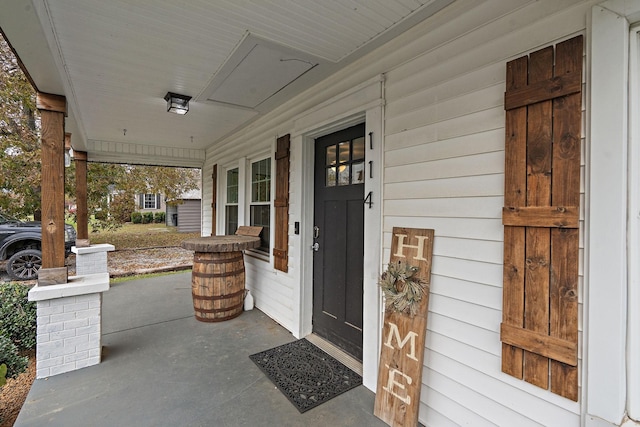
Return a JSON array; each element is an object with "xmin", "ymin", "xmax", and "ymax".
[
  {"xmin": 0, "ymin": 351, "xmax": 35, "ymax": 427},
  {"xmin": 105, "ymin": 247, "xmax": 193, "ymax": 277}
]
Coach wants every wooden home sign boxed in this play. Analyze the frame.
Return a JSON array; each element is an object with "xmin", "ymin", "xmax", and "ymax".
[{"xmin": 374, "ymin": 227, "xmax": 434, "ymax": 427}]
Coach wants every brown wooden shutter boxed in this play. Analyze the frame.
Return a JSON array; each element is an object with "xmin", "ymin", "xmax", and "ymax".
[
  {"xmin": 211, "ymin": 164, "xmax": 217, "ymax": 236},
  {"xmin": 501, "ymin": 35, "xmax": 582, "ymax": 401},
  {"xmin": 273, "ymin": 134, "xmax": 290, "ymax": 272}
]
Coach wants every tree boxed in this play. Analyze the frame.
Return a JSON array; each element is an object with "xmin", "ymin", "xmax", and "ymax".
[
  {"xmin": 0, "ymin": 35, "xmax": 40, "ymax": 219},
  {"xmin": 125, "ymin": 166, "xmax": 200, "ymax": 205},
  {"xmin": 77, "ymin": 163, "xmax": 200, "ymax": 230}
]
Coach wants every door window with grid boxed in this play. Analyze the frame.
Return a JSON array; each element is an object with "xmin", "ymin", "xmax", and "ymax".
[{"xmin": 324, "ymin": 136, "xmax": 365, "ymax": 187}]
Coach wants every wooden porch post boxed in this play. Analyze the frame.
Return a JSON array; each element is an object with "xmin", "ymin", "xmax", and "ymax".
[
  {"xmin": 36, "ymin": 92, "xmax": 68, "ymax": 285},
  {"xmin": 74, "ymin": 149, "xmax": 90, "ymax": 246}
]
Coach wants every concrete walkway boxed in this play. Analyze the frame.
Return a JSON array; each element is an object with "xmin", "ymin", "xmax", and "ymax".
[{"xmin": 15, "ymin": 272, "xmax": 388, "ymax": 427}]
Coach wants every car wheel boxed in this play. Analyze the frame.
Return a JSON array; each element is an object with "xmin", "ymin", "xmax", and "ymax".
[{"xmin": 7, "ymin": 249, "xmax": 42, "ymax": 281}]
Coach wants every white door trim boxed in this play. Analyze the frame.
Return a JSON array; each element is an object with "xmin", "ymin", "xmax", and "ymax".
[
  {"xmin": 627, "ymin": 22, "xmax": 640, "ymax": 424},
  {"xmin": 290, "ymin": 75, "xmax": 385, "ymax": 391}
]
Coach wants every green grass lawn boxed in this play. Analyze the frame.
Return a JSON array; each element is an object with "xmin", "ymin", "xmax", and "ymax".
[{"xmin": 89, "ymin": 223, "xmax": 200, "ymax": 250}]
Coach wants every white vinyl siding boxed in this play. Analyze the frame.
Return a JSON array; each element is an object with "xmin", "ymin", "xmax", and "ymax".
[
  {"xmin": 200, "ymin": 1, "xmax": 596, "ymax": 425},
  {"xmin": 381, "ymin": 1, "xmax": 589, "ymax": 425}
]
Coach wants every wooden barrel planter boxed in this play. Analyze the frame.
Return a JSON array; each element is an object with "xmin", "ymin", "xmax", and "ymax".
[
  {"xmin": 191, "ymin": 252, "xmax": 245, "ymax": 322},
  {"xmin": 181, "ymin": 235, "xmax": 261, "ymax": 322}
]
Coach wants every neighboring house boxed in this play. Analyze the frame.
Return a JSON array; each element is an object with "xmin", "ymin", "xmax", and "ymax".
[
  {"xmin": 136, "ymin": 190, "xmax": 202, "ymax": 233},
  {"xmin": 5, "ymin": 1, "xmax": 640, "ymax": 425}
]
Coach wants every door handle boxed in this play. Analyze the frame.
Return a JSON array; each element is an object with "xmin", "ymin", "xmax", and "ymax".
[
  {"xmin": 313, "ymin": 226, "xmax": 320, "ymax": 239},
  {"xmin": 311, "ymin": 242, "xmax": 320, "ymax": 251}
]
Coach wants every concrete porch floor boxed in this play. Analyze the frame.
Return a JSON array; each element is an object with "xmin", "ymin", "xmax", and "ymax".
[{"xmin": 15, "ymin": 271, "xmax": 388, "ymax": 427}]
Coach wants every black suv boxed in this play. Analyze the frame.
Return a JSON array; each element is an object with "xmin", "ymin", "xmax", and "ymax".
[{"xmin": 0, "ymin": 212, "xmax": 76, "ymax": 281}]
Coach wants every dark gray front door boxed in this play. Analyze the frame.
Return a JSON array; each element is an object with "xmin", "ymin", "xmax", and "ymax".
[{"xmin": 312, "ymin": 123, "xmax": 365, "ymax": 361}]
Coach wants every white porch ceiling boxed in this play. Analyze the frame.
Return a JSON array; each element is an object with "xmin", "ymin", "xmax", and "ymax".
[{"xmin": 0, "ymin": 0, "xmax": 454, "ymax": 167}]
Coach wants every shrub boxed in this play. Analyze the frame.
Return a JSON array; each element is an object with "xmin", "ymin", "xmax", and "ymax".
[
  {"xmin": 0, "ymin": 283, "xmax": 36, "ymax": 350},
  {"xmin": 154, "ymin": 212, "xmax": 165, "ymax": 223},
  {"xmin": 94, "ymin": 208, "xmax": 108, "ymax": 221},
  {"xmin": 0, "ymin": 334, "xmax": 28, "ymax": 379},
  {"xmin": 0, "ymin": 363, "xmax": 7, "ymax": 387},
  {"xmin": 131, "ymin": 212, "xmax": 142, "ymax": 224},
  {"xmin": 89, "ymin": 215, "xmax": 122, "ymax": 232},
  {"xmin": 142, "ymin": 212, "xmax": 154, "ymax": 224}
]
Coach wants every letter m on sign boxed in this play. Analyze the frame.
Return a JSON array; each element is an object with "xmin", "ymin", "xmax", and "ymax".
[{"xmin": 375, "ymin": 227, "xmax": 434, "ymax": 427}]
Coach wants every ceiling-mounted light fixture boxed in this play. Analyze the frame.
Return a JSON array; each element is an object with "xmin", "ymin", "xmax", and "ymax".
[{"xmin": 164, "ymin": 92, "xmax": 191, "ymax": 115}]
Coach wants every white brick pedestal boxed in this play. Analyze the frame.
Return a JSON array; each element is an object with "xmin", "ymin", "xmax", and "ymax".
[
  {"xmin": 28, "ymin": 244, "xmax": 113, "ymax": 379},
  {"xmin": 73, "ymin": 244, "xmax": 114, "ymax": 275}
]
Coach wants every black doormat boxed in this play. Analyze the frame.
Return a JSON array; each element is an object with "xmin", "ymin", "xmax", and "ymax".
[{"xmin": 249, "ymin": 338, "xmax": 362, "ymax": 413}]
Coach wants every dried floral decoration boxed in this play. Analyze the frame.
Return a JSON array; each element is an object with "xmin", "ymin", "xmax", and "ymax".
[{"xmin": 379, "ymin": 260, "xmax": 428, "ymax": 316}]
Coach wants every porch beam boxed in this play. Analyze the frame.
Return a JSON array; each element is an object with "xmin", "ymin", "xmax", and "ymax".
[{"xmin": 36, "ymin": 92, "xmax": 67, "ymax": 285}]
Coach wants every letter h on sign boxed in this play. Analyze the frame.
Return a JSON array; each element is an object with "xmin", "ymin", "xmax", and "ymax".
[{"xmin": 393, "ymin": 234, "xmax": 430, "ymax": 261}]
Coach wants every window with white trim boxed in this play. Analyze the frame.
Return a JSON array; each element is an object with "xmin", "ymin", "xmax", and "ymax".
[
  {"xmin": 141, "ymin": 193, "xmax": 160, "ymax": 209},
  {"xmin": 225, "ymin": 168, "xmax": 239, "ymax": 235},
  {"xmin": 250, "ymin": 158, "xmax": 271, "ymax": 253}
]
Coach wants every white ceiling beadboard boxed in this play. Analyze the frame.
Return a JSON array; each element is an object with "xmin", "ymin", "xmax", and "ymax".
[{"xmin": 0, "ymin": 0, "xmax": 453, "ymax": 165}]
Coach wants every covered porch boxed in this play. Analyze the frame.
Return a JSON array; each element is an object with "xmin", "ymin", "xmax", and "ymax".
[
  {"xmin": 15, "ymin": 271, "xmax": 385, "ymax": 426},
  {"xmin": 6, "ymin": 1, "xmax": 640, "ymax": 425}
]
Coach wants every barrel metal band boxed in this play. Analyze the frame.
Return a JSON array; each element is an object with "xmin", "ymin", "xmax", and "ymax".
[
  {"xmin": 192, "ymin": 289, "xmax": 245, "ymax": 301},
  {"xmin": 194, "ymin": 254, "xmax": 244, "ymax": 264},
  {"xmin": 192, "ymin": 268, "xmax": 245, "ymax": 278},
  {"xmin": 194, "ymin": 311, "xmax": 242, "ymax": 322},
  {"xmin": 194, "ymin": 301, "xmax": 244, "ymax": 314}
]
